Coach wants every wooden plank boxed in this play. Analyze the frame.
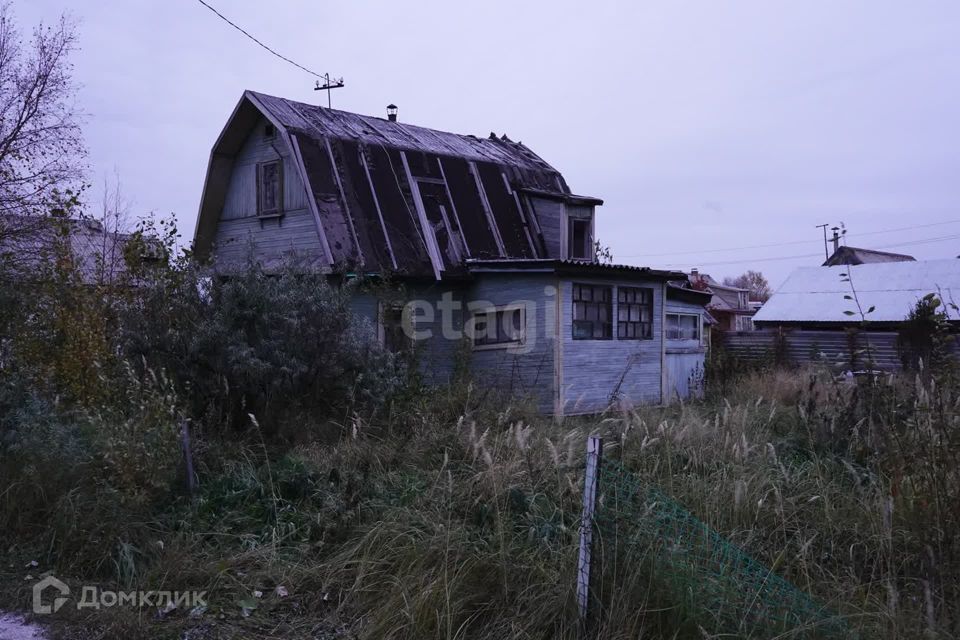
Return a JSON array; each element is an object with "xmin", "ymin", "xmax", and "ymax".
[{"xmin": 577, "ymin": 436, "xmax": 603, "ymax": 630}]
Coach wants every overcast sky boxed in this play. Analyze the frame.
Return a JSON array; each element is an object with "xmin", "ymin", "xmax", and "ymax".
[{"xmin": 20, "ymin": 0, "xmax": 960, "ymax": 287}]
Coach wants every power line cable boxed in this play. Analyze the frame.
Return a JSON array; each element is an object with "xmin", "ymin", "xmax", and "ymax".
[
  {"xmin": 195, "ymin": 0, "xmax": 325, "ymax": 78},
  {"xmin": 657, "ymin": 232, "xmax": 960, "ymax": 268},
  {"xmin": 620, "ymin": 218, "xmax": 960, "ymax": 258}
]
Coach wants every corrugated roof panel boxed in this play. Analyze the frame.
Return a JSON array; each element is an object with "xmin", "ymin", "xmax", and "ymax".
[{"xmin": 754, "ymin": 259, "xmax": 960, "ymax": 323}]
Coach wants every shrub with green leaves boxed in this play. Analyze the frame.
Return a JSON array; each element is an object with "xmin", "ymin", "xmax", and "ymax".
[{"xmin": 117, "ymin": 258, "xmax": 406, "ymax": 437}]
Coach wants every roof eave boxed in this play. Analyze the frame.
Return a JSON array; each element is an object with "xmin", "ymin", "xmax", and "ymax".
[{"xmin": 466, "ymin": 259, "xmax": 683, "ymax": 280}]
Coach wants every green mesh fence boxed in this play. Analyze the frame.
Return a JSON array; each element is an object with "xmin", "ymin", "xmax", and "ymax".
[{"xmin": 593, "ymin": 462, "xmax": 851, "ymax": 639}]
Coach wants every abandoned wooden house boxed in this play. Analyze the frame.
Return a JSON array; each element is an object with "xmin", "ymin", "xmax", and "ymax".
[
  {"xmin": 0, "ymin": 215, "xmax": 154, "ymax": 285},
  {"xmin": 193, "ymin": 91, "xmax": 711, "ymax": 414}
]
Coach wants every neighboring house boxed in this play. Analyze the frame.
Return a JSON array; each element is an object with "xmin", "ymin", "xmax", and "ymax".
[
  {"xmin": 0, "ymin": 215, "xmax": 148, "ymax": 285},
  {"xmin": 687, "ymin": 269, "xmax": 755, "ymax": 332},
  {"xmin": 741, "ymin": 259, "xmax": 960, "ymax": 371},
  {"xmin": 194, "ymin": 90, "xmax": 711, "ymax": 414},
  {"xmin": 753, "ymin": 259, "xmax": 960, "ymax": 329},
  {"xmin": 822, "ymin": 245, "xmax": 915, "ymax": 267}
]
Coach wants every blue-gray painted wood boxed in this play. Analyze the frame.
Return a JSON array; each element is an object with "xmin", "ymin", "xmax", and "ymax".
[
  {"xmin": 348, "ymin": 274, "xmax": 707, "ymax": 414},
  {"xmin": 664, "ymin": 297, "xmax": 707, "ymax": 402},
  {"xmin": 212, "ymin": 115, "xmax": 325, "ymax": 269},
  {"xmin": 529, "ymin": 197, "xmax": 564, "ymax": 259},
  {"xmin": 465, "ymin": 273, "xmax": 557, "ymax": 412},
  {"xmin": 560, "ymin": 278, "xmax": 664, "ymax": 414}
]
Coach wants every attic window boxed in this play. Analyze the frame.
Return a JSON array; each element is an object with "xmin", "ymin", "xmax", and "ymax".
[
  {"xmin": 257, "ymin": 160, "xmax": 282, "ymax": 216},
  {"xmin": 264, "ymin": 123, "xmax": 276, "ymax": 139},
  {"xmin": 569, "ymin": 218, "xmax": 592, "ymax": 260}
]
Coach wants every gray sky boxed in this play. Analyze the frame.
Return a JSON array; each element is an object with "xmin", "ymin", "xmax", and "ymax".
[{"xmin": 20, "ymin": 0, "xmax": 960, "ymax": 287}]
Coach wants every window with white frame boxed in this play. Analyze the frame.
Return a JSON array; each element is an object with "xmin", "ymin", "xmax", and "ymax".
[
  {"xmin": 666, "ymin": 313, "xmax": 700, "ymax": 340},
  {"xmin": 469, "ymin": 304, "xmax": 525, "ymax": 349},
  {"xmin": 257, "ymin": 160, "xmax": 282, "ymax": 216}
]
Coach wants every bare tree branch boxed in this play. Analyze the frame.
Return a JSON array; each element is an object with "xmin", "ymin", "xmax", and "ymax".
[{"xmin": 0, "ymin": 2, "xmax": 85, "ymax": 217}]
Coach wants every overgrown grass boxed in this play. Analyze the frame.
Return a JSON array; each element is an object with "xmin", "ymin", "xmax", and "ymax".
[{"xmin": 2, "ymin": 366, "xmax": 959, "ymax": 639}]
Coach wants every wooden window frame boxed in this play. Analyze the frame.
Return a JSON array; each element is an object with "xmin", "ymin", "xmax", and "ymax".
[
  {"xmin": 665, "ymin": 312, "xmax": 700, "ymax": 341},
  {"xmin": 468, "ymin": 303, "xmax": 526, "ymax": 350},
  {"xmin": 257, "ymin": 160, "xmax": 283, "ymax": 217},
  {"xmin": 617, "ymin": 287, "xmax": 654, "ymax": 340},
  {"xmin": 378, "ymin": 301, "xmax": 412, "ymax": 353},
  {"xmin": 572, "ymin": 283, "xmax": 613, "ymax": 340}
]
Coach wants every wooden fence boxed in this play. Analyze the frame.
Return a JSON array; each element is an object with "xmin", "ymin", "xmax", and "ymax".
[{"xmin": 720, "ymin": 329, "xmax": 904, "ymax": 371}]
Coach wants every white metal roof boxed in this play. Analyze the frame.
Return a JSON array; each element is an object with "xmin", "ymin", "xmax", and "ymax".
[{"xmin": 753, "ymin": 259, "xmax": 960, "ymax": 324}]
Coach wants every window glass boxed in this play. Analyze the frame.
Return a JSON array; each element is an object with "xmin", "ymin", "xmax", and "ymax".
[
  {"xmin": 472, "ymin": 307, "xmax": 525, "ymax": 348},
  {"xmin": 617, "ymin": 287, "xmax": 653, "ymax": 339},
  {"xmin": 573, "ymin": 284, "xmax": 612, "ymax": 339},
  {"xmin": 666, "ymin": 313, "xmax": 700, "ymax": 340},
  {"xmin": 380, "ymin": 303, "xmax": 410, "ymax": 353}
]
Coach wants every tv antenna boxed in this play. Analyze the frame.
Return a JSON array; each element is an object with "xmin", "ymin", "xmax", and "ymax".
[
  {"xmin": 315, "ymin": 73, "xmax": 345, "ymax": 108},
  {"xmin": 815, "ymin": 223, "xmax": 830, "ymax": 259}
]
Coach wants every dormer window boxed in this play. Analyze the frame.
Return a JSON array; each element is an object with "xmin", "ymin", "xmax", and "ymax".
[
  {"xmin": 257, "ymin": 160, "xmax": 282, "ymax": 216},
  {"xmin": 569, "ymin": 217, "xmax": 592, "ymax": 260}
]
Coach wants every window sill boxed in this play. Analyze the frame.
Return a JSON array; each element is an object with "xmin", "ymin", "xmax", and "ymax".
[
  {"xmin": 472, "ymin": 341, "xmax": 525, "ymax": 351},
  {"xmin": 257, "ymin": 211, "xmax": 284, "ymax": 221}
]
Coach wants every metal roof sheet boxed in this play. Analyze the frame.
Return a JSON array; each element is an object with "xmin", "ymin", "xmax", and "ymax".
[{"xmin": 754, "ymin": 259, "xmax": 960, "ymax": 324}]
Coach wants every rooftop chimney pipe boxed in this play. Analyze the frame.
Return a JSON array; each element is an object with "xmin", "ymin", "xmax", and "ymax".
[{"xmin": 387, "ymin": 104, "xmax": 397, "ymax": 122}]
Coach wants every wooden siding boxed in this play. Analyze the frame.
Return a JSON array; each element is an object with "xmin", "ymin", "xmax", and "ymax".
[
  {"xmin": 213, "ymin": 115, "xmax": 325, "ymax": 269},
  {"xmin": 212, "ymin": 211, "xmax": 327, "ymax": 269},
  {"xmin": 465, "ymin": 274, "xmax": 557, "ymax": 412},
  {"xmin": 222, "ymin": 115, "xmax": 311, "ymax": 219},
  {"xmin": 528, "ymin": 197, "xmax": 565, "ymax": 259},
  {"xmin": 722, "ymin": 329, "xmax": 906, "ymax": 371},
  {"xmin": 560, "ymin": 278, "xmax": 665, "ymax": 414},
  {"xmin": 350, "ymin": 285, "xmax": 465, "ymax": 385},
  {"xmin": 664, "ymin": 297, "xmax": 707, "ymax": 402}
]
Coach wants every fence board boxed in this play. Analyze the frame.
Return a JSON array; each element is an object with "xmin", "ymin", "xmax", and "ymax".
[{"xmin": 721, "ymin": 329, "xmax": 905, "ymax": 371}]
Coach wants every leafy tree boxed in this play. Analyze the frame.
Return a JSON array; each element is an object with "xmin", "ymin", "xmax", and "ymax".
[{"xmin": 723, "ymin": 270, "xmax": 771, "ymax": 302}]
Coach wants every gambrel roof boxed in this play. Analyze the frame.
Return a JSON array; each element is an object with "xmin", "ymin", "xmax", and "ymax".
[{"xmin": 194, "ymin": 91, "xmax": 601, "ymax": 279}]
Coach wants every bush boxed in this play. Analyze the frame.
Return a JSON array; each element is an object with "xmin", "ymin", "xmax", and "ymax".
[{"xmin": 119, "ymin": 260, "xmax": 406, "ymax": 437}]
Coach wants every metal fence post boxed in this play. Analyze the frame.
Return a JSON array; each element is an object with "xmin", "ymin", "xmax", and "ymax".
[{"xmin": 577, "ymin": 435, "xmax": 603, "ymax": 632}]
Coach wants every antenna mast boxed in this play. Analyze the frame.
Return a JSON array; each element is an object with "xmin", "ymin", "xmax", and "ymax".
[
  {"xmin": 815, "ymin": 223, "xmax": 829, "ymax": 259},
  {"xmin": 314, "ymin": 73, "xmax": 345, "ymax": 108}
]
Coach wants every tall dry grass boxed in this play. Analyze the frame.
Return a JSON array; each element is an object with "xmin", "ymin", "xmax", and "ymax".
[{"xmin": 2, "ymin": 367, "xmax": 958, "ymax": 639}]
